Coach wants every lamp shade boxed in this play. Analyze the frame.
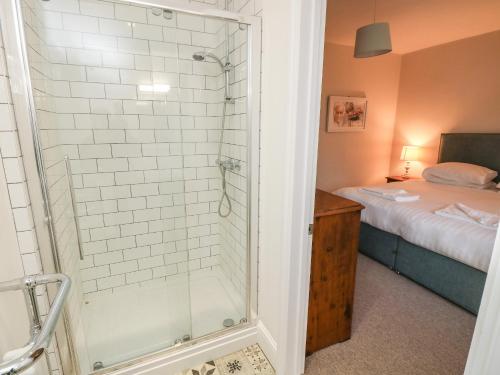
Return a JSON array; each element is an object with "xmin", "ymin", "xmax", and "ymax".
[
  {"xmin": 400, "ymin": 146, "xmax": 420, "ymax": 161},
  {"xmin": 354, "ymin": 22, "xmax": 392, "ymax": 58}
]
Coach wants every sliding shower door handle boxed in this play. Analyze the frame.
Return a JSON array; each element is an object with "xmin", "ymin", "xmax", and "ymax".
[{"xmin": 64, "ymin": 156, "xmax": 84, "ymax": 260}]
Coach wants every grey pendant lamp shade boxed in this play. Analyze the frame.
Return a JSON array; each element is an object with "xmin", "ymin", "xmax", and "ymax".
[
  {"xmin": 354, "ymin": 0, "xmax": 392, "ymax": 58},
  {"xmin": 354, "ymin": 22, "xmax": 392, "ymax": 58}
]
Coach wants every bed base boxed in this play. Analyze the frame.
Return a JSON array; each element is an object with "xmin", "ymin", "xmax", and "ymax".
[{"xmin": 360, "ymin": 223, "xmax": 486, "ymax": 315}]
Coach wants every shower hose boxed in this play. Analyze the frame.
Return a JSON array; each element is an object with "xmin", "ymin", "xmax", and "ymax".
[{"xmin": 217, "ymin": 100, "xmax": 232, "ymax": 218}]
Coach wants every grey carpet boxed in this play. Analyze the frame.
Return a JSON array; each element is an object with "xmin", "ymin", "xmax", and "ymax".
[{"xmin": 305, "ymin": 255, "xmax": 476, "ymax": 375}]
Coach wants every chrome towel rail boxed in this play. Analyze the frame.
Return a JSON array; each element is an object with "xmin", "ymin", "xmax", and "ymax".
[
  {"xmin": 64, "ymin": 156, "xmax": 84, "ymax": 261},
  {"xmin": 0, "ymin": 273, "xmax": 71, "ymax": 375}
]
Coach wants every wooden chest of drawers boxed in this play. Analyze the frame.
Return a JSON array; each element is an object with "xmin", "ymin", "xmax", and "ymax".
[{"xmin": 306, "ymin": 189, "xmax": 364, "ymax": 355}]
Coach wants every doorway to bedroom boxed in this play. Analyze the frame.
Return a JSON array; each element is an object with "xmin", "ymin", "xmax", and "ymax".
[{"xmin": 305, "ymin": 0, "xmax": 500, "ymax": 374}]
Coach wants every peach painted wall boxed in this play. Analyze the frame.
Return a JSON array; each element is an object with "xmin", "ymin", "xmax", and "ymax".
[
  {"xmin": 390, "ymin": 30, "xmax": 500, "ymax": 177},
  {"xmin": 316, "ymin": 43, "xmax": 401, "ymax": 191}
]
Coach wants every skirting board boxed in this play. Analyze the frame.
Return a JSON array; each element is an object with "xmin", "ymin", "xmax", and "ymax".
[
  {"xmin": 107, "ymin": 321, "xmax": 277, "ymax": 375},
  {"xmin": 256, "ymin": 320, "xmax": 278, "ymax": 367}
]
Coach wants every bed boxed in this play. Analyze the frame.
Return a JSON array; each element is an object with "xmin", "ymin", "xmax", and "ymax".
[{"xmin": 336, "ymin": 133, "xmax": 500, "ymax": 314}]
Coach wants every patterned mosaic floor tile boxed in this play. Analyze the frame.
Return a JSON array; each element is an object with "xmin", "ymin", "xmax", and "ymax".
[
  {"xmin": 177, "ymin": 344, "xmax": 274, "ymax": 375},
  {"xmin": 177, "ymin": 360, "xmax": 220, "ymax": 375},
  {"xmin": 242, "ymin": 344, "xmax": 275, "ymax": 375},
  {"xmin": 216, "ymin": 350, "xmax": 253, "ymax": 375}
]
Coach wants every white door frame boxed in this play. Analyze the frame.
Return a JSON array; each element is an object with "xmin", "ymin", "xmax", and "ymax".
[
  {"xmin": 465, "ymin": 228, "xmax": 500, "ymax": 375},
  {"xmin": 275, "ymin": 0, "xmax": 327, "ymax": 374}
]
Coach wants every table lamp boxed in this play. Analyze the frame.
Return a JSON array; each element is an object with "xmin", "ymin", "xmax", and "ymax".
[{"xmin": 400, "ymin": 146, "xmax": 420, "ymax": 178}]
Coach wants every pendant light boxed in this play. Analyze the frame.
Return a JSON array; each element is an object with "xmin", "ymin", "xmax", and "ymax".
[{"xmin": 354, "ymin": 0, "xmax": 392, "ymax": 58}]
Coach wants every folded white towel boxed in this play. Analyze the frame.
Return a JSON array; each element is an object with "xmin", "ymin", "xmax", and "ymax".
[
  {"xmin": 435, "ymin": 203, "xmax": 499, "ymax": 229},
  {"xmin": 360, "ymin": 187, "xmax": 420, "ymax": 202},
  {"xmin": 362, "ymin": 187, "xmax": 408, "ymax": 196}
]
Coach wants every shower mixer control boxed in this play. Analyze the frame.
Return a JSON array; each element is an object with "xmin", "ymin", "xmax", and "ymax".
[{"xmin": 216, "ymin": 159, "xmax": 241, "ymax": 172}]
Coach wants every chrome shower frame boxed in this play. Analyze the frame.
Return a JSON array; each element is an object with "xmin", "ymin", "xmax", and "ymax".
[{"xmin": 4, "ymin": 0, "xmax": 261, "ymax": 373}]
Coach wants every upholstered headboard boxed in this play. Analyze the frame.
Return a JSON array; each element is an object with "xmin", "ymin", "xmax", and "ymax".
[{"xmin": 438, "ymin": 133, "xmax": 500, "ymax": 183}]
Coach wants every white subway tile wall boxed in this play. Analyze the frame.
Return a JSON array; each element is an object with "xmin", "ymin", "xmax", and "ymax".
[
  {"xmin": 0, "ymin": 14, "xmax": 64, "ymax": 375},
  {"xmin": 0, "ymin": 0, "xmax": 262, "ymax": 374},
  {"xmin": 213, "ymin": 0, "xmax": 262, "ymax": 310},
  {"xmin": 3, "ymin": 0, "xmax": 262, "ymax": 371},
  {"xmin": 25, "ymin": 0, "xmax": 254, "ymax": 297}
]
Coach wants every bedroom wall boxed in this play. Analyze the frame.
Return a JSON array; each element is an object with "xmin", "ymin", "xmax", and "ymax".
[
  {"xmin": 316, "ymin": 42, "xmax": 401, "ymax": 191},
  {"xmin": 390, "ymin": 30, "xmax": 500, "ymax": 177}
]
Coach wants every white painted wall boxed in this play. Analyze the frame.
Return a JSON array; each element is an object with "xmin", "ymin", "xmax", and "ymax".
[
  {"xmin": 256, "ymin": 2, "xmax": 327, "ymax": 375},
  {"xmin": 256, "ymin": 0, "xmax": 294, "ymax": 355},
  {"xmin": 256, "ymin": 2, "xmax": 326, "ymax": 374}
]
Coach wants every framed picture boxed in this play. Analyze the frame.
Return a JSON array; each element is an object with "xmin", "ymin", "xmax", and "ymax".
[{"xmin": 327, "ymin": 96, "xmax": 367, "ymax": 132}]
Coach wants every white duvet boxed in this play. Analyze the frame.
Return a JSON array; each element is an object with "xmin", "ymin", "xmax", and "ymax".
[{"xmin": 336, "ymin": 181, "xmax": 500, "ymax": 272}]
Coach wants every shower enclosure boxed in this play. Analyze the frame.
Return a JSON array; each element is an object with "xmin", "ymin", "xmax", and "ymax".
[{"xmin": 7, "ymin": 0, "xmax": 260, "ymax": 373}]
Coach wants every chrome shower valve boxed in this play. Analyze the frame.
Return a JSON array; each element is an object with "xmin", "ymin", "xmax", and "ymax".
[{"xmin": 216, "ymin": 159, "xmax": 241, "ymax": 171}]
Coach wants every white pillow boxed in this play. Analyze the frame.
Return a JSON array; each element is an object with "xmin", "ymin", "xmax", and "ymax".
[
  {"xmin": 422, "ymin": 162, "xmax": 498, "ymax": 187},
  {"xmin": 424, "ymin": 175, "xmax": 495, "ymax": 189}
]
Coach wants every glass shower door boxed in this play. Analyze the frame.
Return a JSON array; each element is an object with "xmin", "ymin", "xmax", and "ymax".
[
  {"xmin": 18, "ymin": 0, "xmax": 194, "ymax": 370},
  {"xmin": 15, "ymin": 0, "xmax": 254, "ymax": 371}
]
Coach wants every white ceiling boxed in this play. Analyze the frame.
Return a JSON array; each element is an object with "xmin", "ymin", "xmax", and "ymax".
[{"xmin": 325, "ymin": 0, "xmax": 500, "ymax": 54}]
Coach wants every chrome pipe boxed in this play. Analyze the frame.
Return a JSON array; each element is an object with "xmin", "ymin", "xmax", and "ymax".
[
  {"xmin": 64, "ymin": 156, "xmax": 84, "ymax": 261},
  {"xmin": 0, "ymin": 273, "xmax": 71, "ymax": 375},
  {"xmin": 25, "ymin": 286, "xmax": 42, "ymax": 335},
  {"xmin": 224, "ymin": 66, "xmax": 232, "ymax": 102}
]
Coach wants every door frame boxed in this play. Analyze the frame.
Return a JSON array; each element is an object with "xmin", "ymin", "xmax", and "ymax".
[
  {"xmin": 465, "ymin": 228, "xmax": 500, "ymax": 374},
  {"xmin": 274, "ymin": 0, "xmax": 327, "ymax": 374}
]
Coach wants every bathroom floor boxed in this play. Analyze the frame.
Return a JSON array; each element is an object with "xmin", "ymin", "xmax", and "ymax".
[
  {"xmin": 82, "ymin": 270, "xmax": 244, "ymax": 369},
  {"xmin": 177, "ymin": 344, "xmax": 275, "ymax": 375}
]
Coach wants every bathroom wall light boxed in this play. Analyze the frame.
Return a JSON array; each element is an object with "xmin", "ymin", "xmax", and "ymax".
[{"xmin": 138, "ymin": 84, "xmax": 171, "ymax": 93}]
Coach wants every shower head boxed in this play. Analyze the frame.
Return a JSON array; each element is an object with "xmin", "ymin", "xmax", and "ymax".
[
  {"xmin": 192, "ymin": 53, "xmax": 206, "ymax": 61},
  {"xmin": 192, "ymin": 52, "xmax": 232, "ymax": 102},
  {"xmin": 192, "ymin": 52, "xmax": 225, "ymax": 70}
]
